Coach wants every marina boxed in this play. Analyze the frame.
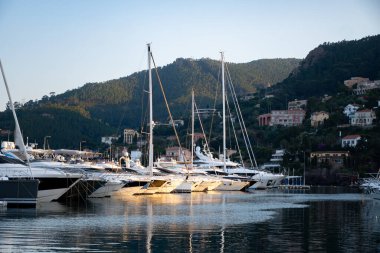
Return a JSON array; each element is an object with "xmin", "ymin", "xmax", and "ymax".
[
  {"xmin": 0, "ymin": 2, "xmax": 379, "ymax": 252},
  {"xmin": 0, "ymin": 188, "xmax": 379, "ymax": 252}
]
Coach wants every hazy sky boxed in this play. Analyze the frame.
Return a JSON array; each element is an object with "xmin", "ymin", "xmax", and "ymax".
[{"xmin": 0, "ymin": 0, "xmax": 379, "ymax": 110}]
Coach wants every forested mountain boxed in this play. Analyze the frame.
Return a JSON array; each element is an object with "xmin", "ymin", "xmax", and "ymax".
[
  {"xmin": 0, "ymin": 58, "xmax": 299, "ymax": 148},
  {"xmin": 21, "ymin": 58, "xmax": 300, "ymax": 127},
  {"xmin": 0, "ymin": 108, "xmax": 116, "ymax": 149},
  {"xmin": 274, "ymin": 35, "xmax": 380, "ymax": 99},
  {"xmin": 1, "ymin": 35, "xmax": 379, "ymax": 181}
]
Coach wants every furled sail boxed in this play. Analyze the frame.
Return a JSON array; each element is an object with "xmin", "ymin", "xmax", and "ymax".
[{"xmin": 14, "ymin": 127, "xmax": 26, "ymax": 154}]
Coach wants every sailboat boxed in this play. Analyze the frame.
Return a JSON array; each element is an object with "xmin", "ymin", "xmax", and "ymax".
[
  {"xmin": 0, "ymin": 60, "xmax": 39, "ymax": 207},
  {"xmin": 169, "ymin": 90, "xmax": 221, "ymax": 193},
  {"xmin": 133, "ymin": 44, "xmax": 184, "ymax": 195},
  {"xmin": 190, "ymin": 53, "xmax": 251, "ymax": 191},
  {"xmin": 0, "ymin": 60, "xmax": 83, "ymax": 203}
]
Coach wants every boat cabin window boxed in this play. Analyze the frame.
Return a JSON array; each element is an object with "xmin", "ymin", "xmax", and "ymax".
[{"xmin": 0, "ymin": 155, "xmax": 26, "ymax": 165}]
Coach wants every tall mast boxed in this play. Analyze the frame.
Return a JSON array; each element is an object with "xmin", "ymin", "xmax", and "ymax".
[
  {"xmin": 0, "ymin": 59, "xmax": 33, "ymax": 178},
  {"xmin": 191, "ymin": 89, "xmax": 195, "ymax": 169},
  {"xmin": 221, "ymin": 52, "xmax": 226, "ymax": 172},
  {"xmin": 148, "ymin": 44, "xmax": 153, "ymax": 177}
]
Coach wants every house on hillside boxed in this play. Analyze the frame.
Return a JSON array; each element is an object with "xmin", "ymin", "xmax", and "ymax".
[
  {"xmin": 341, "ymin": 135, "xmax": 361, "ymax": 148},
  {"xmin": 123, "ymin": 129, "xmax": 140, "ymax": 144},
  {"xmin": 258, "ymin": 109, "xmax": 306, "ymax": 127},
  {"xmin": 1, "ymin": 141, "xmax": 15, "ymax": 150},
  {"xmin": 101, "ymin": 136, "xmax": 119, "ymax": 145},
  {"xmin": 165, "ymin": 146, "xmax": 191, "ymax": 161},
  {"xmin": 264, "ymin": 94, "xmax": 274, "ymax": 99},
  {"xmin": 310, "ymin": 151, "xmax": 350, "ymax": 170},
  {"xmin": 353, "ymin": 80, "xmax": 380, "ymax": 95},
  {"xmin": 310, "ymin": 111, "xmax": 329, "ymax": 127},
  {"xmin": 258, "ymin": 113, "xmax": 272, "ymax": 126},
  {"xmin": 350, "ymin": 109, "xmax": 376, "ymax": 126},
  {"xmin": 343, "ymin": 104, "xmax": 360, "ymax": 118},
  {"xmin": 344, "ymin": 77, "xmax": 369, "ymax": 89},
  {"xmin": 241, "ymin": 92, "xmax": 256, "ymax": 101},
  {"xmin": 288, "ymin": 99, "xmax": 307, "ymax": 110},
  {"xmin": 270, "ymin": 109, "xmax": 306, "ymax": 126}
]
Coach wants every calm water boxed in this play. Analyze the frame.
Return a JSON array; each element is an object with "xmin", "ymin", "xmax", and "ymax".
[{"xmin": 0, "ymin": 188, "xmax": 379, "ymax": 253}]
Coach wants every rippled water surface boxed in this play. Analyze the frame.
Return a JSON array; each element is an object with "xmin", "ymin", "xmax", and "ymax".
[{"xmin": 1, "ymin": 188, "xmax": 379, "ymax": 252}]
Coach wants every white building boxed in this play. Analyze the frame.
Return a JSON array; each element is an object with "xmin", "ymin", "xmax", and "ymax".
[
  {"xmin": 353, "ymin": 80, "xmax": 380, "ymax": 95},
  {"xmin": 101, "ymin": 136, "xmax": 119, "ymax": 145},
  {"xmin": 341, "ymin": 135, "xmax": 361, "ymax": 148},
  {"xmin": 165, "ymin": 146, "xmax": 191, "ymax": 161},
  {"xmin": 350, "ymin": 109, "xmax": 376, "ymax": 126},
  {"xmin": 1, "ymin": 141, "xmax": 15, "ymax": 149},
  {"xmin": 272, "ymin": 109, "xmax": 306, "ymax": 126},
  {"xmin": 288, "ymin": 99, "xmax": 307, "ymax": 110},
  {"xmin": 124, "ymin": 129, "xmax": 139, "ymax": 144},
  {"xmin": 343, "ymin": 104, "xmax": 360, "ymax": 118}
]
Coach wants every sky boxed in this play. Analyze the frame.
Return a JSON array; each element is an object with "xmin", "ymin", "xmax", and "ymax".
[{"xmin": 0, "ymin": 0, "xmax": 379, "ymax": 110}]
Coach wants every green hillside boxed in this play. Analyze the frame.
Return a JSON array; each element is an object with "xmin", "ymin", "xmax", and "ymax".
[
  {"xmin": 0, "ymin": 107, "xmax": 116, "ymax": 149},
  {"xmin": 1, "ymin": 34, "xmax": 379, "ymax": 183},
  {"xmin": 275, "ymin": 35, "xmax": 380, "ymax": 100},
  {"xmin": 0, "ymin": 58, "xmax": 300, "ymax": 148}
]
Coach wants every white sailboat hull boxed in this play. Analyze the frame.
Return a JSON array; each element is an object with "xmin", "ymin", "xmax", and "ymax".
[
  {"xmin": 206, "ymin": 180, "xmax": 222, "ymax": 191},
  {"xmin": 89, "ymin": 181, "xmax": 125, "ymax": 198},
  {"xmin": 114, "ymin": 186, "xmax": 145, "ymax": 196},
  {"xmin": 38, "ymin": 188, "xmax": 70, "ymax": 202},
  {"xmin": 213, "ymin": 180, "xmax": 248, "ymax": 191},
  {"xmin": 134, "ymin": 179, "xmax": 167, "ymax": 195},
  {"xmin": 173, "ymin": 181, "xmax": 193, "ymax": 193},
  {"xmin": 156, "ymin": 179, "xmax": 184, "ymax": 194}
]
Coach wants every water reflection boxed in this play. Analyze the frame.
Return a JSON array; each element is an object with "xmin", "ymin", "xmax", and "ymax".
[{"xmin": 0, "ymin": 190, "xmax": 379, "ymax": 252}]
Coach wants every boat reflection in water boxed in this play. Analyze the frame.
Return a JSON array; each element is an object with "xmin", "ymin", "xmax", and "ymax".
[{"xmin": 0, "ymin": 190, "xmax": 379, "ymax": 252}]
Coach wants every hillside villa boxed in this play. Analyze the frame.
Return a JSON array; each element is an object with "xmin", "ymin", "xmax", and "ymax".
[
  {"xmin": 165, "ymin": 146, "xmax": 191, "ymax": 161},
  {"xmin": 341, "ymin": 135, "xmax": 361, "ymax": 148},
  {"xmin": 350, "ymin": 109, "xmax": 376, "ymax": 127},
  {"xmin": 310, "ymin": 111, "xmax": 329, "ymax": 127},
  {"xmin": 124, "ymin": 129, "xmax": 140, "ymax": 144},
  {"xmin": 343, "ymin": 104, "xmax": 360, "ymax": 118},
  {"xmin": 258, "ymin": 109, "xmax": 306, "ymax": 127},
  {"xmin": 288, "ymin": 99, "xmax": 307, "ymax": 110},
  {"xmin": 353, "ymin": 80, "xmax": 380, "ymax": 95},
  {"xmin": 344, "ymin": 77, "xmax": 369, "ymax": 89},
  {"xmin": 310, "ymin": 151, "xmax": 350, "ymax": 170},
  {"xmin": 101, "ymin": 136, "xmax": 119, "ymax": 145}
]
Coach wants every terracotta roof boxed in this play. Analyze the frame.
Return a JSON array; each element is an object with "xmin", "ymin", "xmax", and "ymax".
[{"xmin": 342, "ymin": 135, "xmax": 361, "ymax": 140}]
